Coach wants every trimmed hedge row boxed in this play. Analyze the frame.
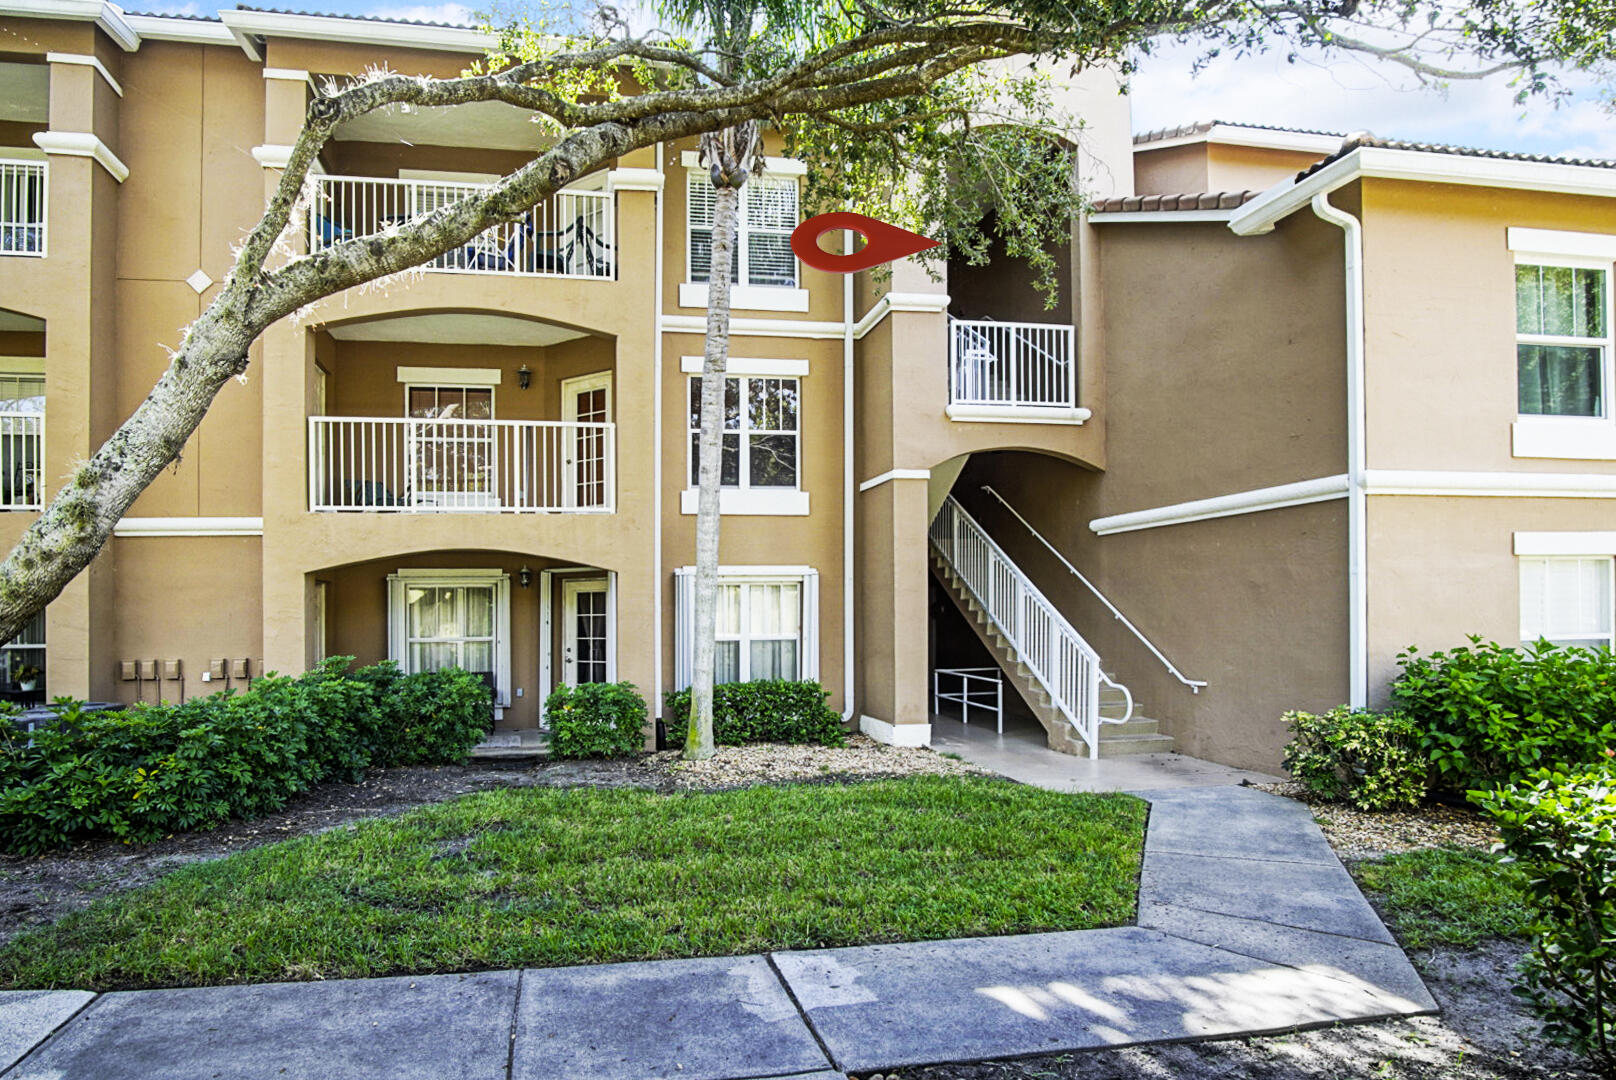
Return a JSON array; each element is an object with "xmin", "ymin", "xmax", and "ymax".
[
  {"xmin": 0, "ymin": 658, "xmax": 491, "ymax": 855},
  {"xmin": 664, "ymin": 680, "xmax": 845, "ymax": 748}
]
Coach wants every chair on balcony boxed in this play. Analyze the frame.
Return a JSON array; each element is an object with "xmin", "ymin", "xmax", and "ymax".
[
  {"xmin": 311, "ymin": 214, "xmax": 353, "ymax": 248},
  {"xmin": 534, "ymin": 215, "xmax": 612, "ymax": 275},
  {"xmin": 462, "ymin": 220, "xmax": 535, "ymax": 272}
]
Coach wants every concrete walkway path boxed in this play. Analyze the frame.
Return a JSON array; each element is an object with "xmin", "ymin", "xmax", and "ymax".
[{"xmin": 0, "ymin": 785, "xmax": 1432, "ymax": 1080}]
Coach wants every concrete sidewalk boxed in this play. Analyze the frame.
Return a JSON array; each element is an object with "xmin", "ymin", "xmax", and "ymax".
[{"xmin": 0, "ymin": 787, "xmax": 1434, "ymax": 1080}]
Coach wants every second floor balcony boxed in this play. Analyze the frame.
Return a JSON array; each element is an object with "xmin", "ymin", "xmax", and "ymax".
[
  {"xmin": 309, "ymin": 415, "xmax": 615, "ymax": 514},
  {"xmin": 947, "ymin": 317, "xmax": 1080, "ymax": 422},
  {"xmin": 310, "ymin": 176, "xmax": 614, "ymax": 280},
  {"xmin": 0, "ymin": 160, "xmax": 46, "ymax": 257},
  {"xmin": 0, "ymin": 412, "xmax": 42, "ymax": 511}
]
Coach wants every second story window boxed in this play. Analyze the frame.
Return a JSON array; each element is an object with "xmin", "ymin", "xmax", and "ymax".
[
  {"xmin": 1517, "ymin": 262, "xmax": 1612, "ymax": 417},
  {"xmin": 688, "ymin": 375, "xmax": 799, "ymax": 490},
  {"xmin": 687, "ymin": 173, "xmax": 799, "ymax": 289}
]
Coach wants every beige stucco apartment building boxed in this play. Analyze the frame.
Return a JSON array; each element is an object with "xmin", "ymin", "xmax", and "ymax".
[{"xmin": 2, "ymin": 5, "xmax": 1614, "ymax": 772}]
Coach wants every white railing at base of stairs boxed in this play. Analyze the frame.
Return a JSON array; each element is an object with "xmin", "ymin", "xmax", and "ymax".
[{"xmin": 930, "ymin": 494, "xmax": 1132, "ymax": 758}]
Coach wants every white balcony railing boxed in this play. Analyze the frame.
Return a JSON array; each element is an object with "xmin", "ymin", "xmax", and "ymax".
[
  {"xmin": 0, "ymin": 160, "xmax": 47, "ymax": 257},
  {"xmin": 309, "ymin": 416, "xmax": 615, "ymax": 513},
  {"xmin": 310, "ymin": 176, "xmax": 614, "ymax": 279},
  {"xmin": 0, "ymin": 413, "xmax": 43, "ymax": 510},
  {"xmin": 948, "ymin": 318, "xmax": 1076, "ymax": 409}
]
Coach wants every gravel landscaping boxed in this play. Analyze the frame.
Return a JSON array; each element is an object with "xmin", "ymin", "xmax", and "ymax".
[
  {"xmin": 1251, "ymin": 780, "xmax": 1500, "ymax": 858},
  {"xmin": 658, "ymin": 733, "xmax": 991, "ymax": 787}
]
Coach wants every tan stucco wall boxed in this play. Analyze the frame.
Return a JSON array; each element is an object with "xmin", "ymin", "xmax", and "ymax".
[
  {"xmin": 1134, "ymin": 143, "xmax": 1325, "ymax": 197},
  {"xmin": 1362, "ymin": 178, "xmax": 1616, "ymax": 474},
  {"xmin": 1133, "ymin": 144, "xmax": 1208, "ymax": 196}
]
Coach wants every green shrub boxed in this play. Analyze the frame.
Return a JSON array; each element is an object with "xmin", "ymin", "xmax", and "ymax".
[
  {"xmin": 546, "ymin": 682, "xmax": 647, "ymax": 759},
  {"xmin": 1474, "ymin": 765, "xmax": 1616, "ymax": 1070},
  {"xmin": 663, "ymin": 680, "xmax": 846, "ymax": 747},
  {"xmin": 0, "ymin": 658, "xmax": 492, "ymax": 855},
  {"xmin": 1394, "ymin": 639, "xmax": 1616, "ymax": 793},
  {"xmin": 1282, "ymin": 706, "xmax": 1429, "ymax": 810}
]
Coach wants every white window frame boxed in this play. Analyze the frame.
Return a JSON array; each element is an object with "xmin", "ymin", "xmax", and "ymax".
[
  {"xmin": 386, "ymin": 568, "xmax": 513, "ymax": 708},
  {"xmin": 1518, "ymin": 554, "xmax": 1615, "ymax": 649},
  {"xmin": 673, "ymin": 566, "xmax": 820, "ymax": 689},
  {"xmin": 1509, "ymin": 228, "xmax": 1616, "ymax": 459},
  {"xmin": 681, "ymin": 371, "xmax": 808, "ymax": 516},
  {"xmin": 2, "ymin": 609, "xmax": 44, "ymax": 686},
  {"xmin": 681, "ymin": 161, "xmax": 807, "ymax": 311}
]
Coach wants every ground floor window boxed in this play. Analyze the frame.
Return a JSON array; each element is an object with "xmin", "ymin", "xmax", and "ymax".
[
  {"xmin": 674, "ymin": 566, "xmax": 819, "ymax": 688},
  {"xmin": 1, "ymin": 610, "xmax": 44, "ymax": 697},
  {"xmin": 387, "ymin": 570, "xmax": 511, "ymax": 705},
  {"xmin": 1520, "ymin": 555, "xmax": 1614, "ymax": 648}
]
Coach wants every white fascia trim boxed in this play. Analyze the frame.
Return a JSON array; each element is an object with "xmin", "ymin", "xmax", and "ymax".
[
  {"xmin": 660, "ymin": 315, "xmax": 846, "ymax": 340},
  {"xmin": 946, "ymin": 404, "xmax": 1092, "ymax": 425},
  {"xmin": 678, "ymin": 356, "xmax": 808, "ymax": 377},
  {"xmin": 1138, "ymin": 124, "xmax": 1343, "ymax": 156},
  {"xmin": 678, "ymin": 282, "xmax": 810, "ymax": 312},
  {"xmin": 218, "ymin": 8, "xmax": 497, "ymax": 54},
  {"xmin": 679, "ymin": 488, "xmax": 810, "ymax": 516},
  {"xmin": 0, "ymin": 1, "xmax": 134, "ymax": 48},
  {"xmin": 1233, "ymin": 146, "xmax": 1616, "ymax": 236},
  {"xmin": 1508, "ymin": 226, "xmax": 1616, "ymax": 262},
  {"xmin": 858, "ymin": 468, "xmax": 930, "ymax": 492},
  {"xmin": 1364, "ymin": 469, "xmax": 1616, "ymax": 498},
  {"xmin": 1088, "ymin": 209, "xmax": 1236, "ymax": 225},
  {"xmin": 113, "ymin": 516, "xmax": 264, "ymax": 537},
  {"xmin": 678, "ymin": 150, "xmax": 808, "ymax": 177},
  {"xmin": 851, "ymin": 291, "xmax": 951, "ymax": 339},
  {"xmin": 1089, "ymin": 474, "xmax": 1350, "ymax": 536},
  {"xmin": 859, "ymin": 715, "xmax": 931, "ymax": 747},
  {"xmin": 123, "ymin": 13, "xmax": 235, "ymax": 45},
  {"xmin": 262, "ymin": 67, "xmax": 311, "ymax": 83},
  {"xmin": 396, "ymin": 365, "xmax": 502, "ymax": 385},
  {"xmin": 606, "ymin": 167, "xmax": 663, "ymax": 192},
  {"xmin": 1513, "ymin": 418, "xmax": 1616, "ymax": 460},
  {"xmin": 1515, "ymin": 531, "xmax": 1616, "ymax": 556},
  {"xmin": 45, "ymin": 53, "xmax": 122, "ymax": 96},
  {"xmin": 32, "ymin": 131, "xmax": 128, "ymax": 183}
]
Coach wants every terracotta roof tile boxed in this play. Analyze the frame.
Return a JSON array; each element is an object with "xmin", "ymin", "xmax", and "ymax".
[
  {"xmin": 232, "ymin": 4, "xmax": 481, "ymax": 31},
  {"xmin": 1090, "ymin": 191, "xmax": 1259, "ymax": 215}
]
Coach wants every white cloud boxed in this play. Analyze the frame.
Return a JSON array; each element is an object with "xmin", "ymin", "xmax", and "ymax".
[
  {"xmin": 368, "ymin": 2, "xmax": 476, "ymax": 25},
  {"xmin": 1129, "ymin": 40, "xmax": 1616, "ymax": 160}
]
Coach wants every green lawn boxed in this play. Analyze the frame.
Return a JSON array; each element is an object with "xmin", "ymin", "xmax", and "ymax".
[
  {"xmin": 1352, "ymin": 846, "xmax": 1535, "ymax": 949},
  {"xmin": 0, "ymin": 776, "xmax": 1146, "ymax": 990}
]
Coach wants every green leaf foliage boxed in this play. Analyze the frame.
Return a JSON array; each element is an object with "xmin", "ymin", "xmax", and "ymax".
[
  {"xmin": 545, "ymin": 681, "xmax": 649, "ymax": 759},
  {"xmin": 1282, "ymin": 706, "xmax": 1430, "ymax": 811},
  {"xmin": 1474, "ymin": 766, "xmax": 1616, "ymax": 1069},
  {"xmin": 0, "ymin": 658, "xmax": 492, "ymax": 855},
  {"xmin": 664, "ymin": 679, "xmax": 845, "ymax": 747},
  {"xmin": 1393, "ymin": 638, "xmax": 1616, "ymax": 794}
]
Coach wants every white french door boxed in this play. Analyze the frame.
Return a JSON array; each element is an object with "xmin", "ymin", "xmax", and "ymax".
[
  {"xmin": 406, "ymin": 384, "xmax": 496, "ymax": 508},
  {"xmin": 561, "ymin": 372, "xmax": 611, "ymax": 508},
  {"xmin": 561, "ymin": 577, "xmax": 610, "ymax": 685}
]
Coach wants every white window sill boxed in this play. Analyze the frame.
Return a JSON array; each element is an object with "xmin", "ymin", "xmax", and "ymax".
[
  {"xmin": 1512, "ymin": 418, "xmax": 1616, "ymax": 460},
  {"xmin": 679, "ymin": 282, "xmax": 809, "ymax": 313},
  {"xmin": 946, "ymin": 403, "xmax": 1093, "ymax": 425},
  {"xmin": 680, "ymin": 488, "xmax": 809, "ymax": 516}
]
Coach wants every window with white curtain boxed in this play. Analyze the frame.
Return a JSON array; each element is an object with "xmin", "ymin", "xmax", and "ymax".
[
  {"xmin": 387, "ymin": 571, "xmax": 511, "ymax": 705},
  {"xmin": 1516, "ymin": 262, "xmax": 1613, "ymax": 417},
  {"xmin": 687, "ymin": 173, "xmax": 799, "ymax": 288},
  {"xmin": 673, "ymin": 567, "xmax": 819, "ymax": 688},
  {"xmin": 1520, "ymin": 555, "xmax": 1614, "ymax": 648}
]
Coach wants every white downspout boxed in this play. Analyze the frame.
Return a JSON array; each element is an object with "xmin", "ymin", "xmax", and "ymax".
[
  {"xmin": 652, "ymin": 141, "xmax": 666, "ymax": 718},
  {"xmin": 841, "ymin": 229, "xmax": 856, "ymax": 724},
  {"xmin": 1310, "ymin": 191, "xmax": 1368, "ymax": 709}
]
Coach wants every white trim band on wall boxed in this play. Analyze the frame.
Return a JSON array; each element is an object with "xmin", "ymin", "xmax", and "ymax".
[
  {"xmin": 1508, "ymin": 226, "xmax": 1616, "ymax": 262},
  {"xmin": 1363, "ymin": 469, "xmax": 1616, "ymax": 498},
  {"xmin": 1090, "ymin": 475, "xmax": 1350, "ymax": 536},
  {"xmin": 31, "ymin": 131, "xmax": 128, "ymax": 183},
  {"xmin": 679, "ymin": 356, "xmax": 808, "ymax": 377},
  {"xmin": 396, "ymin": 366, "xmax": 502, "ymax": 385},
  {"xmin": 858, "ymin": 468, "xmax": 930, "ymax": 493},
  {"xmin": 1514, "ymin": 531, "xmax": 1616, "ymax": 556},
  {"xmin": 114, "ymin": 517, "xmax": 264, "ymax": 537},
  {"xmin": 45, "ymin": 53, "xmax": 122, "ymax": 96},
  {"xmin": 660, "ymin": 315, "xmax": 845, "ymax": 340}
]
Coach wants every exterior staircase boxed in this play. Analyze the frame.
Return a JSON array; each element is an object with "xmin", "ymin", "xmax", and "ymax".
[{"xmin": 929, "ymin": 497, "xmax": 1175, "ymax": 759}]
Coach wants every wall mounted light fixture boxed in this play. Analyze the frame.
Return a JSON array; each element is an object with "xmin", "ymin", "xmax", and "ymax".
[
  {"xmin": 517, "ymin": 364, "xmax": 532, "ymax": 390},
  {"xmin": 519, "ymin": 565, "xmax": 532, "ymax": 588}
]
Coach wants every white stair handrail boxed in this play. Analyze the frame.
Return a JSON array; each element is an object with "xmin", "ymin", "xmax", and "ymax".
[
  {"xmin": 931, "ymin": 494, "xmax": 1132, "ymax": 758},
  {"xmin": 979, "ymin": 484, "xmax": 1207, "ymax": 694}
]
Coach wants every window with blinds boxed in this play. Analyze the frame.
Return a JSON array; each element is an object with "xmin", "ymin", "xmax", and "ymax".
[
  {"xmin": 1520, "ymin": 555, "xmax": 1614, "ymax": 648},
  {"xmin": 687, "ymin": 173, "xmax": 799, "ymax": 288}
]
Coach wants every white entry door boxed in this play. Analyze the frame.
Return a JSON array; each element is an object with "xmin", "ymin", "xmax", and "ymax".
[
  {"xmin": 561, "ymin": 577, "xmax": 610, "ymax": 685},
  {"xmin": 561, "ymin": 372, "xmax": 611, "ymax": 509}
]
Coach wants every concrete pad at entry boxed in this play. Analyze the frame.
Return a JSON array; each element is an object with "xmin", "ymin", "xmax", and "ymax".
[
  {"xmin": 0, "ymin": 990, "xmax": 95, "ymax": 1073},
  {"xmin": 3, "ymin": 971, "xmax": 519, "ymax": 1080},
  {"xmin": 1140, "ymin": 851, "xmax": 1396, "ymax": 945},
  {"xmin": 774, "ymin": 927, "xmax": 1430, "ymax": 1072},
  {"xmin": 1137, "ymin": 901, "xmax": 1438, "ymax": 1013},
  {"xmin": 1136, "ymin": 786, "xmax": 1339, "ymax": 865},
  {"xmin": 511, "ymin": 954, "xmax": 832, "ymax": 1080}
]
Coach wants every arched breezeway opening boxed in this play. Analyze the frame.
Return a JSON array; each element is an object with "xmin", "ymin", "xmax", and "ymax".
[{"xmin": 309, "ymin": 548, "xmax": 618, "ymax": 738}]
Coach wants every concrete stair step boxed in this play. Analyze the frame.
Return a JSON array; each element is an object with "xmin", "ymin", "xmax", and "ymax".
[
  {"xmin": 1101, "ymin": 716, "xmax": 1162, "ymax": 737},
  {"xmin": 1094, "ymin": 732, "xmax": 1176, "ymax": 757}
]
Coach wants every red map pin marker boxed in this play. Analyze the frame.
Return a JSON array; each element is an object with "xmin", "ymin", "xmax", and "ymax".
[{"xmin": 791, "ymin": 211, "xmax": 940, "ymax": 273}]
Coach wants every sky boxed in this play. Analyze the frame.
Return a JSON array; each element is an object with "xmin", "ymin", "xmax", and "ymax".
[{"xmin": 138, "ymin": 0, "xmax": 1616, "ymax": 161}]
